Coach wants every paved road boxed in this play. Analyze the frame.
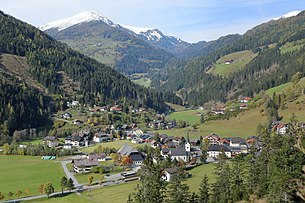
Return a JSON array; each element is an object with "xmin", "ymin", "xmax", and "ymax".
[{"xmin": 60, "ymin": 160, "xmax": 81, "ymax": 187}]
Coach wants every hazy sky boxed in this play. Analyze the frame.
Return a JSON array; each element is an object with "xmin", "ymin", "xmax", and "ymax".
[{"xmin": 2, "ymin": 0, "xmax": 305, "ymax": 42}]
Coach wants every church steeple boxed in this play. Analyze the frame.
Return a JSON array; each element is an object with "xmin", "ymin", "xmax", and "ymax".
[{"xmin": 185, "ymin": 132, "xmax": 191, "ymax": 152}]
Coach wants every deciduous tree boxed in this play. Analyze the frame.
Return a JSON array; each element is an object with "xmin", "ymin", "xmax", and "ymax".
[{"xmin": 44, "ymin": 182, "xmax": 54, "ymax": 198}]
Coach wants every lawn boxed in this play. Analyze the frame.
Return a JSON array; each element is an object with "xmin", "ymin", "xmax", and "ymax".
[
  {"xmin": 81, "ymin": 140, "xmax": 149, "ymax": 153},
  {"xmin": 154, "ymin": 109, "xmax": 268, "ymax": 139},
  {"xmin": 82, "ymin": 181, "xmax": 138, "ymax": 203},
  {"xmin": 186, "ymin": 163, "xmax": 216, "ymax": 192},
  {"xmin": 166, "ymin": 110, "xmax": 206, "ymax": 126},
  {"xmin": 25, "ymin": 163, "xmax": 217, "ymax": 203},
  {"xmin": 74, "ymin": 173, "xmax": 105, "ymax": 185},
  {"xmin": 0, "ymin": 155, "xmax": 65, "ymax": 200},
  {"xmin": 209, "ymin": 50, "xmax": 257, "ymax": 76}
]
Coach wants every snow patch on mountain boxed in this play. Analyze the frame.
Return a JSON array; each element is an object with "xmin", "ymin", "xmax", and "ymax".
[
  {"xmin": 121, "ymin": 25, "xmax": 153, "ymax": 35},
  {"xmin": 273, "ymin": 11, "xmax": 301, "ymax": 20},
  {"xmin": 39, "ymin": 10, "xmax": 115, "ymax": 31}
]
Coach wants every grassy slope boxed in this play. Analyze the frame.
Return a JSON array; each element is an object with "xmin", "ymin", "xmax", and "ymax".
[
  {"xmin": 265, "ymin": 82, "xmax": 291, "ymax": 96},
  {"xmin": 132, "ymin": 78, "xmax": 151, "ymax": 88},
  {"xmin": 0, "ymin": 53, "xmax": 47, "ymax": 93},
  {"xmin": 280, "ymin": 39, "xmax": 305, "ymax": 54},
  {"xmin": 62, "ymin": 37, "xmax": 118, "ymax": 66},
  {"xmin": 154, "ymin": 109, "xmax": 267, "ymax": 139},
  {"xmin": 166, "ymin": 103, "xmax": 186, "ymax": 112},
  {"xmin": 166, "ymin": 110, "xmax": 206, "ymax": 125},
  {"xmin": 0, "ymin": 155, "xmax": 65, "ymax": 199},
  {"xmin": 186, "ymin": 164, "xmax": 216, "ymax": 192},
  {"xmin": 208, "ymin": 50, "xmax": 257, "ymax": 76}
]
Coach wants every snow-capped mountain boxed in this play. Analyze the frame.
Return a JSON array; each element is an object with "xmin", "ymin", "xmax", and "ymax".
[
  {"xmin": 39, "ymin": 10, "xmax": 116, "ymax": 31},
  {"xmin": 40, "ymin": 10, "xmax": 176, "ymax": 75},
  {"xmin": 39, "ymin": 10, "xmax": 190, "ymax": 55},
  {"xmin": 273, "ymin": 10, "xmax": 301, "ymax": 20},
  {"xmin": 122, "ymin": 25, "xmax": 185, "ymax": 44}
]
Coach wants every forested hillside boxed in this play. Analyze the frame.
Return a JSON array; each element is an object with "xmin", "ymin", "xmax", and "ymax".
[
  {"xmin": 44, "ymin": 20, "xmax": 175, "ymax": 75},
  {"xmin": 0, "ymin": 10, "xmax": 178, "ymax": 139},
  {"xmin": 156, "ymin": 11, "xmax": 305, "ymax": 105}
]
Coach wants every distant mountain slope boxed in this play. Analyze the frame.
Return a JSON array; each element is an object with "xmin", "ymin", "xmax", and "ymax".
[
  {"xmin": 158, "ymin": 10, "xmax": 305, "ymax": 105},
  {"xmin": 176, "ymin": 34, "xmax": 241, "ymax": 59},
  {"xmin": 40, "ymin": 11, "xmax": 176, "ymax": 75},
  {"xmin": 122, "ymin": 25, "xmax": 190, "ymax": 55},
  {"xmin": 0, "ymin": 10, "xmax": 169, "ymax": 115}
]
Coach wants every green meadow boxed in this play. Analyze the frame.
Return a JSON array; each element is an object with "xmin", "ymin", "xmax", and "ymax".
[
  {"xmin": 0, "ymin": 155, "xmax": 65, "ymax": 199},
  {"xmin": 25, "ymin": 163, "xmax": 216, "ymax": 203},
  {"xmin": 166, "ymin": 110, "xmax": 206, "ymax": 126}
]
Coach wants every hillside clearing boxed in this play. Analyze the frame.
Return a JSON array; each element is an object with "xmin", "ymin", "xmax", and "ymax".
[{"xmin": 208, "ymin": 50, "xmax": 257, "ymax": 76}]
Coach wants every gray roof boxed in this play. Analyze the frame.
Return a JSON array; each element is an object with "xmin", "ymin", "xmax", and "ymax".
[
  {"xmin": 164, "ymin": 167, "xmax": 179, "ymax": 174},
  {"xmin": 170, "ymin": 148, "xmax": 191, "ymax": 157},
  {"xmin": 73, "ymin": 158, "xmax": 98, "ymax": 167},
  {"xmin": 117, "ymin": 144, "xmax": 138, "ymax": 156},
  {"xmin": 130, "ymin": 153, "xmax": 144, "ymax": 162},
  {"xmin": 208, "ymin": 145, "xmax": 231, "ymax": 152}
]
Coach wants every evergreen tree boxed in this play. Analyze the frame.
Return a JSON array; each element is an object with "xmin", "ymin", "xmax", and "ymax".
[
  {"xmin": 198, "ymin": 174, "xmax": 209, "ymax": 203},
  {"xmin": 210, "ymin": 160, "xmax": 231, "ymax": 203},
  {"xmin": 167, "ymin": 169, "xmax": 190, "ymax": 203},
  {"xmin": 130, "ymin": 152, "xmax": 166, "ymax": 203}
]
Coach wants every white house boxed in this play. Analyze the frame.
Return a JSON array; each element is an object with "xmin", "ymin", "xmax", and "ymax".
[
  {"xmin": 63, "ymin": 144, "xmax": 73, "ymax": 150},
  {"xmin": 274, "ymin": 124, "xmax": 287, "ymax": 135},
  {"xmin": 93, "ymin": 133, "xmax": 110, "ymax": 143},
  {"xmin": 73, "ymin": 158, "xmax": 98, "ymax": 173},
  {"xmin": 43, "ymin": 136, "xmax": 58, "ymax": 148},
  {"xmin": 207, "ymin": 145, "xmax": 232, "ymax": 158},
  {"xmin": 204, "ymin": 134, "xmax": 221, "ymax": 145},
  {"xmin": 161, "ymin": 167, "xmax": 188, "ymax": 182}
]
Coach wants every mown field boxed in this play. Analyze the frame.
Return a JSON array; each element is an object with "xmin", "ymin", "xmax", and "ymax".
[
  {"xmin": 25, "ymin": 163, "xmax": 216, "ymax": 203},
  {"xmin": 0, "ymin": 155, "xmax": 65, "ymax": 200},
  {"xmin": 166, "ymin": 109, "xmax": 206, "ymax": 125},
  {"xmin": 208, "ymin": 50, "xmax": 257, "ymax": 76},
  {"xmin": 155, "ymin": 109, "xmax": 268, "ymax": 139}
]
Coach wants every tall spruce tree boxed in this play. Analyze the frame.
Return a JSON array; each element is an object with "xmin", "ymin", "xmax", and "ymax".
[
  {"xmin": 210, "ymin": 160, "xmax": 231, "ymax": 203},
  {"xmin": 198, "ymin": 174, "xmax": 209, "ymax": 203},
  {"xmin": 130, "ymin": 152, "xmax": 166, "ymax": 203},
  {"xmin": 166, "ymin": 168, "xmax": 190, "ymax": 203}
]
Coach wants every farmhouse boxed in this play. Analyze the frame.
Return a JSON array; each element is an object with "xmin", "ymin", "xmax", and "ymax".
[
  {"xmin": 93, "ymin": 132, "xmax": 111, "ymax": 143},
  {"xmin": 203, "ymin": 134, "xmax": 221, "ymax": 145},
  {"xmin": 207, "ymin": 145, "xmax": 232, "ymax": 158},
  {"xmin": 240, "ymin": 97, "xmax": 252, "ymax": 103},
  {"xmin": 161, "ymin": 167, "xmax": 188, "ymax": 182},
  {"xmin": 117, "ymin": 144, "xmax": 144, "ymax": 165},
  {"xmin": 73, "ymin": 158, "xmax": 98, "ymax": 173}
]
